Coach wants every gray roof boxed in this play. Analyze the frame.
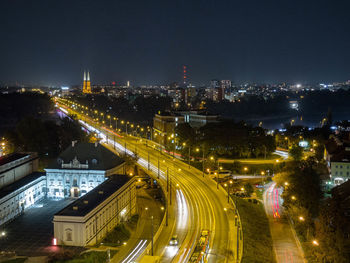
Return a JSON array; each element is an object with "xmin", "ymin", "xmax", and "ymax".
[
  {"xmin": 0, "ymin": 172, "xmax": 45, "ymax": 200},
  {"xmin": 0, "ymin": 153, "xmax": 28, "ymax": 166},
  {"xmin": 47, "ymin": 142, "xmax": 124, "ymax": 171},
  {"xmin": 55, "ymin": 174, "xmax": 133, "ymax": 217}
]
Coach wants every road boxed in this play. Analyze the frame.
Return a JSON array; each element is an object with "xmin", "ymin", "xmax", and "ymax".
[
  {"xmin": 263, "ymin": 182, "xmax": 305, "ymax": 263},
  {"xmin": 56, "ymin": 99, "xmax": 238, "ymax": 263}
]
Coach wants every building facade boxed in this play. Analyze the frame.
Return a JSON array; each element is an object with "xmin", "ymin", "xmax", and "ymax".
[
  {"xmin": 0, "ymin": 172, "xmax": 46, "ymax": 226},
  {"xmin": 45, "ymin": 142, "xmax": 125, "ymax": 199},
  {"xmin": 325, "ymin": 134, "xmax": 350, "ymax": 185},
  {"xmin": 0, "ymin": 153, "xmax": 38, "ymax": 189},
  {"xmin": 53, "ymin": 175, "xmax": 136, "ymax": 246},
  {"xmin": 153, "ymin": 112, "xmax": 185, "ymax": 147}
]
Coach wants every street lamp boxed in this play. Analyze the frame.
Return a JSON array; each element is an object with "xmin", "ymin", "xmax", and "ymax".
[{"xmin": 243, "ymin": 167, "xmax": 248, "ymax": 175}]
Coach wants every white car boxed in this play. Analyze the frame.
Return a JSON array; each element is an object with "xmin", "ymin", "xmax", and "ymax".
[{"xmin": 169, "ymin": 235, "xmax": 179, "ymax": 246}]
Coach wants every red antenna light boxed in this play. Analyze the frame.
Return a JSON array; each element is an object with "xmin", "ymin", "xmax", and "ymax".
[{"xmin": 183, "ymin": 65, "xmax": 187, "ymax": 85}]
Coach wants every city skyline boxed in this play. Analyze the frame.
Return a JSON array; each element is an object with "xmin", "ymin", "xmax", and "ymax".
[{"xmin": 1, "ymin": 0, "xmax": 350, "ymax": 86}]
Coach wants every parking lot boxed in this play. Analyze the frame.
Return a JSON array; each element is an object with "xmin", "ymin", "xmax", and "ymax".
[{"xmin": 0, "ymin": 198, "xmax": 80, "ymax": 256}]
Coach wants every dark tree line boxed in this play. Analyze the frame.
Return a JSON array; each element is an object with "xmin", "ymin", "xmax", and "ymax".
[
  {"xmin": 175, "ymin": 120, "xmax": 276, "ymax": 158},
  {"xmin": 6, "ymin": 116, "xmax": 90, "ymax": 157},
  {"xmin": 0, "ymin": 92, "xmax": 53, "ymax": 133},
  {"xmin": 71, "ymin": 94, "xmax": 172, "ymax": 126}
]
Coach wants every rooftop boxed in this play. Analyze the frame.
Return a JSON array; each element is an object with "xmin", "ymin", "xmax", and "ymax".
[
  {"xmin": 0, "ymin": 153, "xmax": 29, "ymax": 166},
  {"xmin": 0, "ymin": 172, "xmax": 45, "ymax": 200},
  {"xmin": 46, "ymin": 142, "xmax": 124, "ymax": 171},
  {"xmin": 55, "ymin": 174, "xmax": 133, "ymax": 217}
]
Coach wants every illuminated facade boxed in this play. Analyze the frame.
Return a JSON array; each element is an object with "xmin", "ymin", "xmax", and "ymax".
[
  {"xmin": 0, "ymin": 173, "xmax": 46, "ymax": 226},
  {"xmin": 45, "ymin": 142, "xmax": 125, "ymax": 199},
  {"xmin": 53, "ymin": 175, "xmax": 136, "ymax": 246},
  {"xmin": 0, "ymin": 153, "xmax": 45, "ymax": 227},
  {"xmin": 82, "ymin": 71, "xmax": 92, "ymax": 94}
]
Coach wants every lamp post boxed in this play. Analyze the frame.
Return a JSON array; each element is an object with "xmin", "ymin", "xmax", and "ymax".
[
  {"xmin": 243, "ymin": 167, "xmax": 248, "ymax": 175},
  {"xmin": 151, "ymin": 215, "xmax": 154, "ymax": 256},
  {"xmin": 107, "ymin": 115, "xmax": 111, "ymax": 128},
  {"xmin": 114, "ymin": 117, "xmax": 118, "ymax": 131}
]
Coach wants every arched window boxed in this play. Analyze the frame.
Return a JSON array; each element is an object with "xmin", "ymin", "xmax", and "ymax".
[{"xmin": 65, "ymin": 228, "xmax": 73, "ymax": 241}]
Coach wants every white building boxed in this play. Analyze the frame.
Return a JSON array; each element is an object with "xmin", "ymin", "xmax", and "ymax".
[
  {"xmin": 45, "ymin": 142, "xmax": 125, "ymax": 199},
  {"xmin": 0, "ymin": 152, "xmax": 38, "ymax": 189},
  {"xmin": 0, "ymin": 152, "xmax": 44, "ymax": 227},
  {"xmin": 53, "ymin": 175, "xmax": 136, "ymax": 246},
  {"xmin": 0, "ymin": 172, "xmax": 46, "ymax": 226},
  {"xmin": 325, "ymin": 134, "xmax": 350, "ymax": 185}
]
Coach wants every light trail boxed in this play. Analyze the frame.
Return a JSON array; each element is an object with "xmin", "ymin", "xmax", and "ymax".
[
  {"xmin": 176, "ymin": 189, "xmax": 189, "ymax": 230},
  {"xmin": 121, "ymin": 239, "xmax": 147, "ymax": 263}
]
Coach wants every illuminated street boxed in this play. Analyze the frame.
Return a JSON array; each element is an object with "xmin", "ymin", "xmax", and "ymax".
[
  {"xmin": 264, "ymin": 183, "xmax": 305, "ymax": 263},
  {"xmin": 57, "ymin": 100, "xmax": 238, "ymax": 262}
]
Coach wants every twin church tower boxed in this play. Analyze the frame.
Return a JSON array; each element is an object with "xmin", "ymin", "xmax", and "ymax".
[{"xmin": 82, "ymin": 71, "xmax": 92, "ymax": 94}]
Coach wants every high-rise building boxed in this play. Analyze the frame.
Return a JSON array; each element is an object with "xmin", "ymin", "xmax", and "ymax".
[
  {"xmin": 220, "ymin": 80, "xmax": 231, "ymax": 89},
  {"xmin": 82, "ymin": 70, "xmax": 92, "ymax": 94}
]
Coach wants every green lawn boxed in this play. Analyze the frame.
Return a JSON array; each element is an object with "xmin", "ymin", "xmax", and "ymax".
[
  {"xmin": 234, "ymin": 197, "xmax": 276, "ymax": 263},
  {"xmin": 101, "ymin": 224, "xmax": 131, "ymax": 246}
]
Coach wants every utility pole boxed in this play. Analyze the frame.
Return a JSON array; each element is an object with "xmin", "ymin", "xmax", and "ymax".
[
  {"xmin": 148, "ymin": 152, "xmax": 150, "ymax": 170},
  {"xmin": 188, "ymin": 146, "xmax": 191, "ymax": 168},
  {"xmin": 202, "ymin": 148, "xmax": 205, "ymax": 177},
  {"xmin": 236, "ymin": 220, "xmax": 240, "ymax": 263},
  {"xmin": 167, "ymin": 167, "xmax": 169, "ymax": 192},
  {"xmin": 151, "ymin": 215, "xmax": 154, "ymax": 256},
  {"xmin": 169, "ymin": 178, "xmax": 172, "ymax": 205},
  {"xmin": 166, "ymin": 194, "xmax": 168, "ymax": 227},
  {"xmin": 157, "ymin": 156, "xmax": 160, "ymax": 179}
]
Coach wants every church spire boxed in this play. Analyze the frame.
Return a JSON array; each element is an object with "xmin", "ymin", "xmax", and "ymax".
[{"xmin": 87, "ymin": 71, "xmax": 90, "ymax": 81}]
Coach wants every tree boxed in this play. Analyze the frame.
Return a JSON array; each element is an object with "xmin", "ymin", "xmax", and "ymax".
[
  {"xmin": 315, "ymin": 197, "xmax": 350, "ymax": 262},
  {"xmin": 289, "ymin": 144, "xmax": 303, "ymax": 161},
  {"xmin": 231, "ymin": 161, "xmax": 242, "ymax": 174},
  {"xmin": 244, "ymin": 182, "xmax": 254, "ymax": 197},
  {"xmin": 175, "ymin": 123, "xmax": 196, "ymax": 146},
  {"xmin": 314, "ymin": 144, "xmax": 324, "ymax": 162}
]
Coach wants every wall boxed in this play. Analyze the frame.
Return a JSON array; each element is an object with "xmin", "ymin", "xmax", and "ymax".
[
  {"xmin": 0, "ymin": 154, "xmax": 38, "ymax": 189},
  {"xmin": 331, "ymin": 161, "xmax": 350, "ymax": 185},
  {"xmin": 53, "ymin": 180, "xmax": 136, "ymax": 247},
  {"xmin": 0, "ymin": 176, "xmax": 46, "ymax": 226}
]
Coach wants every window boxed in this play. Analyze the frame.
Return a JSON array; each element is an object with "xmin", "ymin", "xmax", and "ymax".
[{"xmin": 65, "ymin": 228, "xmax": 72, "ymax": 241}]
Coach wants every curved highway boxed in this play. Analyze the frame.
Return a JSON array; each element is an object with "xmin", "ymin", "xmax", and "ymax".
[{"xmin": 56, "ymin": 98, "xmax": 237, "ymax": 262}]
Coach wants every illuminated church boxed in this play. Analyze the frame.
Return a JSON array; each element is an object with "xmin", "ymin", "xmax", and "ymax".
[{"xmin": 82, "ymin": 71, "xmax": 92, "ymax": 94}]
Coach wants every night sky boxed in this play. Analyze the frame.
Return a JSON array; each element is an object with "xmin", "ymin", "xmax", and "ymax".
[{"xmin": 1, "ymin": 0, "xmax": 350, "ymax": 86}]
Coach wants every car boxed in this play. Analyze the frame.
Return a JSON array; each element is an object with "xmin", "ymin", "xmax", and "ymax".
[{"xmin": 169, "ymin": 235, "xmax": 179, "ymax": 246}]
